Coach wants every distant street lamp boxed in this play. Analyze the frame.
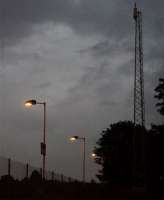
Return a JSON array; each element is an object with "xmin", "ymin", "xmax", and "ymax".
[
  {"xmin": 25, "ymin": 99, "xmax": 46, "ymax": 180},
  {"xmin": 91, "ymin": 153, "xmax": 97, "ymax": 158},
  {"xmin": 69, "ymin": 136, "xmax": 86, "ymax": 183}
]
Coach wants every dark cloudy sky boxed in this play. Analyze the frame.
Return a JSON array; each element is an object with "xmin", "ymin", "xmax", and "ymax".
[{"xmin": 0, "ymin": 0, "xmax": 163, "ymax": 181}]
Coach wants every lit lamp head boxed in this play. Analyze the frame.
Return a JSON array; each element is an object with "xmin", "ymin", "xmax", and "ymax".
[
  {"xmin": 91, "ymin": 153, "xmax": 96, "ymax": 158},
  {"xmin": 70, "ymin": 136, "xmax": 79, "ymax": 141},
  {"xmin": 25, "ymin": 99, "xmax": 37, "ymax": 107}
]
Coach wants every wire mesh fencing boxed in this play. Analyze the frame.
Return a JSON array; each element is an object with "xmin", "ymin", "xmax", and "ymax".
[{"xmin": 0, "ymin": 156, "xmax": 77, "ymax": 182}]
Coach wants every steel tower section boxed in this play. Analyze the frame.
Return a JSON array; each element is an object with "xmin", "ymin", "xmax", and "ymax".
[{"xmin": 133, "ymin": 4, "xmax": 145, "ymax": 127}]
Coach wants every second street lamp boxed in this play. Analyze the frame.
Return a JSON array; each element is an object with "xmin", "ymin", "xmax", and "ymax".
[
  {"xmin": 69, "ymin": 136, "xmax": 86, "ymax": 183},
  {"xmin": 25, "ymin": 99, "xmax": 46, "ymax": 180}
]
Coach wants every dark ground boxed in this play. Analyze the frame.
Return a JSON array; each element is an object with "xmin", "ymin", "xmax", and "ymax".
[{"xmin": 0, "ymin": 181, "xmax": 163, "ymax": 200}]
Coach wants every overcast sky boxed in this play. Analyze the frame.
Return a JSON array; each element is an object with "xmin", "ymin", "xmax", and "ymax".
[{"xmin": 0, "ymin": 0, "xmax": 163, "ymax": 181}]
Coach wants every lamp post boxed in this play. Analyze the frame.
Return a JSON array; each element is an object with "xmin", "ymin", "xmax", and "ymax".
[
  {"xmin": 25, "ymin": 99, "xmax": 46, "ymax": 180},
  {"xmin": 70, "ymin": 136, "xmax": 86, "ymax": 183}
]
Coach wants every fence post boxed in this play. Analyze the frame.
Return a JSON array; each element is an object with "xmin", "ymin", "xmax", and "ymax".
[
  {"xmin": 8, "ymin": 158, "xmax": 11, "ymax": 176},
  {"xmin": 51, "ymin": 171, "xmax": 54, "ymax": 181},
  {"xmin": 26, "ymin": 163, "xmax": 29, "ymax": 178}
]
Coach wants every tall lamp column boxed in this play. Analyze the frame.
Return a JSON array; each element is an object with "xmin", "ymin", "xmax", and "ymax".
[
  {"xmin": 70, "ymin": 136, "xmax": 86, "ymax": 182},
  {"xmin": 25, "ymin": 99, "xmax": 47, "ymax": 180}
]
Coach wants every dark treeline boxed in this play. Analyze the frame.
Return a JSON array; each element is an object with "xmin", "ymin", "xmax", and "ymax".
[{"xmin": 93, "ymin": 78, "xmax": 164, "ymax": 199}]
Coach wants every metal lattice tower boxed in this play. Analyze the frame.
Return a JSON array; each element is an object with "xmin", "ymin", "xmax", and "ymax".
[{"xmin": 133, "ymin": 3, "xmax": 145, "ymax": 127}]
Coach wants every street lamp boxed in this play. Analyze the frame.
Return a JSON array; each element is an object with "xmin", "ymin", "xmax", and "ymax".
[
  {"xmin": 25, "ymin": 99, "xmax": 46, "ymax": 180},
  {"xmin": 69, "ymin": 136, "xmax": 86, "ymax": 183}
]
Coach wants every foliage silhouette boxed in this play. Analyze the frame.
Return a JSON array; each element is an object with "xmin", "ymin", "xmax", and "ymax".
[
  {"xmin": 154, "ymin": 78, "xmax": 164, "ymax": 189},
  {"xmin": 155, "ymin": 78, "xmax": 164, "ymax": 116},
  {"xmin": 30, "ymin": 170, "xmax": 42, "ymax": 184},
  {"xmin": 94, "ymin": 121, "xmax": 145, "ymax": 185},
  {"xmin": 1, "ymin": 174, "xmax": 14, "ymax": 182}
]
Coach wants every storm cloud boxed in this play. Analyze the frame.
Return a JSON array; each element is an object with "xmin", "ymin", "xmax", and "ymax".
[{"xmin": 0, "ymin": 0, "xmax": 162, "ymax": 44}]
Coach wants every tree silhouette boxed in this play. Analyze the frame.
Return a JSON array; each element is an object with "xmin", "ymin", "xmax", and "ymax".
[
  {"xmin": 95, "ymin": 121, "xmax": 144, "ymax": 184},
  {"xmin": 155, "ymin": 78, "xmax": 164, "ymax": 116},
  {"xmin": 154, "ymin": 78, "xmax": 164, "ymax": 185},
  {"xmin": 143, "ymin": 79, "xmax": 164, "ymax": 193}
]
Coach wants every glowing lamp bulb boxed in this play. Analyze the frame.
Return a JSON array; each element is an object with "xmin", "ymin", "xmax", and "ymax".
[
  {"xmin": 70, "ymin": 137, "xmax": 76, "ymax": 141},
  {"xmin": 25, "ymin": 102, "xmax": 33, "ymax": 107},
  {"xmin": 91, "ymin": 153, "xmax": 96, "ymax": 158}
]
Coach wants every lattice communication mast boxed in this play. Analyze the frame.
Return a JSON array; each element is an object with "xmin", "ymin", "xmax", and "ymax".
[{"xmin": 133, "ymin": 3, "xmax": 145, "ymax": 127}]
